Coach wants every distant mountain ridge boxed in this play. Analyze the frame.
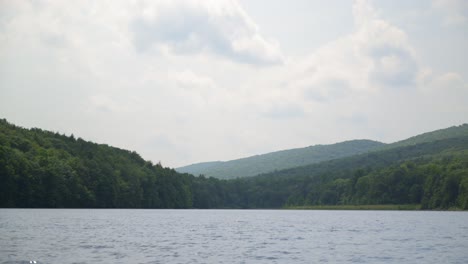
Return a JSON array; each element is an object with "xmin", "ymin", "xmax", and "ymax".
[
  {"xmin": 381, "ymin": 124, "xmax": 468, "ymax": 150},
  {"xmin": 2, "ymin": 118, "xmax": 467, "ymax": 210},
  {"xmin": 177, "ymin": 139, "xmax": 385, "ymax": 179},
  {"xmin": 177, "ymin": 124, "xmax": 468, "ymax": 179},
  {"xmin": 177, "ymin": 161, "xmax": 223, "ymax": 177}
]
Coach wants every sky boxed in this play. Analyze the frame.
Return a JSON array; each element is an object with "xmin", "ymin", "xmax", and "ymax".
[{"xmin": 1, "ymin": 0, "xmax": 467, "ymax": 168}]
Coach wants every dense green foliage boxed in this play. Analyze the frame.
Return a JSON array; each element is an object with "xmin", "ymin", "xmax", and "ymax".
[
  {"xmin": 179, "ymin": 124, "xmax": 468, "ymax": 180},
  {"xmin": 380, "ymin": 124, "xmax": 468, "ymax": 150},
  {"xmin": 0, "ymin": 119, "xmax": 194, "ymax": 208},
  {"xmin": 1, "ymin": 119, "xmax": 467, "ymax": 210},
  {"xmin": 177, "ymin": 140, "xmax": 384, "ymax": 179},
  {"xmin": 243, "ymin": 137, "xmax": 468, "ymax": 209},
  {"xmin": 189, "ymin": 137, "xmax": 468, "ymax": 210}
]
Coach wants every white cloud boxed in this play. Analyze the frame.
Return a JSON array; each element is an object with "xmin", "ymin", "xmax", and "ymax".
[
  {"xmin": 432, "ymin": 0, "xmax": 468, "ymax": 25},
  {"xmin": 432, "ymin": 72, "xmax": 465, "ymax": 88},
  {"xmin": 353, "ymin": 0, "xmax": 417, "ymax": 88},
  {"xmin": 263, "ymin": 103, "xmax": 305, "ymax": 119},
  {"xmin": 130, "ymin": 0, "xmax": 283, "ymax": 65},
  {"xmin": 0, "ymin": 0, "xmax": 467, "ymax": 167},
  {"xmin": 416, "ymin": 71, "xmax": 468, "ymax": 122},
  {"xmin": 257, "ymin": 0, "xmax": 467, "ymax": 146},
  {"xmin": 278, "ymin": 0, "xmax": 418, "ymax": 111},
  {"xmin": 174, "ymin": 70, "xmax": 216, "ymax": 90}
]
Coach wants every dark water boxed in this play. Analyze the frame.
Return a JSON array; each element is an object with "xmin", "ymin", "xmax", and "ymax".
[{"xmin": 0, "ymin": 209, "xmax": 467, "ymax": 263}]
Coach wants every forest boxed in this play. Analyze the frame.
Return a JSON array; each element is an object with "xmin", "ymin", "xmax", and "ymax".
[
  {"xmin": 177, "ymin": 139, "xmax": 384, "ymax": 179},
  {"xmin": 1, "ymin": 119, "xmax": 467, "ymax": 209}
]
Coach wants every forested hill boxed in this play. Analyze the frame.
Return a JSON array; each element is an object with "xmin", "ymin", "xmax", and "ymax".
[
  {"xmin": 1, "ymin": 118, "xmax": 467, "ymax": 210},
  {"xmin": 177, "ymin": 124, "xmax": 468, "ymax": 180},
  {"xmin": 177, "ymin": 161, "xmax": 223, "ymax": 176},
  {"xmin": 0, "ymin": 119, "xmax": 196, "ymax": 208},
  {"xmin": 177, "ymin": 140, "xmax": 384, "ymax": 179},
  {"xmin": 188, "ymin": 134, "xmax": 468, "ymax": 210},
  {"xmin": 381, "ymin": 124, "xmax": 468, "ymax": 150}
]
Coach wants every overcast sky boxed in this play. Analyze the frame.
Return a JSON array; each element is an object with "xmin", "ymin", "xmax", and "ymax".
[{"xmin": 1, "ymin": 0, "xmax": 467, "ymax": 167}]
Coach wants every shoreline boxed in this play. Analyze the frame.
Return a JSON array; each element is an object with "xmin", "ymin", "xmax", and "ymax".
[{"xmin": 284, "ymin": 204, "xmax": 442, "ymax": 210}]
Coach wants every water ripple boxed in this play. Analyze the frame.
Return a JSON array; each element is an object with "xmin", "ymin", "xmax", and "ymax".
[{"xmin": 1, "ymin": 209, "xmax": 467, "ymax": 264}]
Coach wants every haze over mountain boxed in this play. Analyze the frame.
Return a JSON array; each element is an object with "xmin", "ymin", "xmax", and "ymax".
[
  {"xmin": 177, "ymin": 140, "xmax": 384, "ymax": 179},
  {"xmin": 177, "ymin": 124, "xmax": 468, "ymax": 179}
]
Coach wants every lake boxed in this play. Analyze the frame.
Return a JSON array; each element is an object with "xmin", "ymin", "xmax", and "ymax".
[{"xmin": 0, "ymin": 209, "xmax": 467, "ymax": 263}]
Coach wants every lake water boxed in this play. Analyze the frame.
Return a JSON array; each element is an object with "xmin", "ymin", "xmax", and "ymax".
[{"xmin": 0, "ymin": 209, "xmax": 467, "ymax": 263}]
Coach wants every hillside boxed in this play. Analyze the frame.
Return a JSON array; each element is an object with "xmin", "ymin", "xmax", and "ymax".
[
  {"xmin": 229, "ymin": 125, "xmax": 468, "ymax": 209},
  {"xmin": 1, "ymin": 118, "xmax": 467, "ymax": 210},
  {"xmin": 0, "ymin": 119, "xmax": 195, "ymax": 208},
  {"xmin": 382, "ymin": 124, "xmax": 468, "ymax": 149},
  {"xmin": 177, "ymin": 140, "xmax": 385, "ymax": 179},
  {"xmin": 219, "ymin": 135, "xmax": 468, "ymax": 209},
  {"xmin": 178, "ymin": 124, "xmax": 468, "ymax": 180},
  {"xmin": 176, "ymin": 161, "xmax": 223, "ymax": 177}
]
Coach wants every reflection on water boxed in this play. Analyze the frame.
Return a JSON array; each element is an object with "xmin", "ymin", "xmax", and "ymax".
[{"xmin": 1, "ymin": 209, "xmax": 467, "ymax": 263}]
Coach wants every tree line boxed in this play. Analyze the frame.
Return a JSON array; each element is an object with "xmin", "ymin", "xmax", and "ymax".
[{"xmin": 1, "ymin": 119, "xmax": 467, "ymax": 209}]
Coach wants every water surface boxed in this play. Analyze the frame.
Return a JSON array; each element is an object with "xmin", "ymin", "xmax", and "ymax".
[{"xmin": 1, "ymin": 209, "xmax": 467, "ymax": 263}]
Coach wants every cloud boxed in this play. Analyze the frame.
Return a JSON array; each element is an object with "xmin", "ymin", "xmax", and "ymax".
[
  {"xmin": 0, "ymin": 0, "xmax": 467, "ymax": 168},
  {"xmin": 368, "ymin": 48, "xmax": 417, "ymax": 87},
  {"xmin": 88, "ymin": 95, "xmax": 117, "ymax": 113},
  {"xmin": 432, "ymin": 0, "xmax": 468, "ymax": 25},
  {"xmin": 304, "ymin": 78, "xmax": 350, "ymax": 102},
  {"xmin": 339, "ymin": 113, "xmax": 368, "ymax": 126},
  {"xmin": 263, "ymin": 103, "xmax": 305, "ymax": 119},
  {"xmin": 130, "ymin": 0, "xmax": 283, "ymax": 65},
  {"xmin": 414, "ymin": 71, "xmax": 468, "ymax": 124},
  {"xmin": 169, "ymin": 69, "xmax": 224, "ymax": 109},
  {"xmin": 139, "ymin": 134, "xmax": 191, "ymax": 166},
  {"xmin": 287, "ymin": 0, "xmax": 418, "ymax": 99},
  {"xmin": 174, "ymin": 70, "xmax": 216, "ymax": 90},
  {"xmin": 432, "ymin": 72, "xmax": 465, "ymax": 88},
  {"xmin": 353, "ymin": 0, "xmax": 418, "ymax": 88}
]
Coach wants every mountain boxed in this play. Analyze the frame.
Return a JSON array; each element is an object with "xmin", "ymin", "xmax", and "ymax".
[
  {"xmin": 177, "ymin": 140, "xmax": 385, "ymax": 179},
  {"xmin": 221, "ymin": 124, "xmax": 468, "ymax": 209},
  {"xmin": 176, "ymin": 161, "xmax": 223, "ymax": 177},
  {"xmin": 382, "ymin": 124, "xmax": 468, "ymax": 149},
  {"xmin": 234, "ymin": 134, "xmax": 468, "ymax": 209},
  {"xmin": 178, "ymin": 124, "xmax": 468, "ymax": 180},
  {"xmin": 1, "ymin": 118, "xmax": 467, "ymax": 210}
]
